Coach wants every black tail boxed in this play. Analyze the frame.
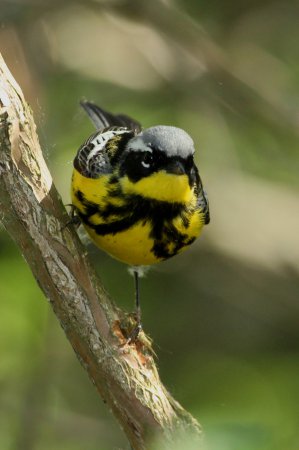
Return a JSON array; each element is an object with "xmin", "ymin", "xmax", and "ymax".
[{"xmin": 80, "ymin": 101, "xmax": 141, "ymax": 132}]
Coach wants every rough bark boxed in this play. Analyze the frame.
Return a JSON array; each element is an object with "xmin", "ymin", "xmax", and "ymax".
[{"xmin": 0, "ymin": 53, "xmax": 202, "ymax": 450}]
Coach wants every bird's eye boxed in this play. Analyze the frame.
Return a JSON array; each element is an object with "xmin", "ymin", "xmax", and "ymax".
[{"xmin": 141, "ymin": 152, "xmax": 153, "ymax": 169}]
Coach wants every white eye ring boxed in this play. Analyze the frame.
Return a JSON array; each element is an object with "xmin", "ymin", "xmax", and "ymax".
[{"xmin": 141, "ymin": 152, "xmax": 153, "ymax": 168}]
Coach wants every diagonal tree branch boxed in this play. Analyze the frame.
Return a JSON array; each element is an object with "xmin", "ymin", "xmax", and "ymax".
[{"xmin": 0, "ymin": 53, "xmax": 201, "ymax": 450}]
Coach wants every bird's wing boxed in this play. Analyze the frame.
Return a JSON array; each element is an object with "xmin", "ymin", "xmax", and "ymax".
[
  {"xmin": 197, "ymin": 186, "xmax": 210, "ymax": 225},
  {"xmin": 74, "ymin": 127, "xmax": 133, "ymax": 178},
  {"xmin": 80, "ymin": 100, "xmax": 142, "ymax": 133}
]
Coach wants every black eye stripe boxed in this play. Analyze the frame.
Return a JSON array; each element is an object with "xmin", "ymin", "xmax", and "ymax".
[{"xmin": 120, "ymin": 149, "xmax": 195, "ymax": 183}]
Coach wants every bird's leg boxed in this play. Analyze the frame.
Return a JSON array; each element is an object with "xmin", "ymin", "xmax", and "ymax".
[
  {"xmin": 126, "ymin": 269, "xmax": 142, "ymax": 344},
  {"xmin": 134, "ymin": 269, "xmax": 142, "ymax": 328}
]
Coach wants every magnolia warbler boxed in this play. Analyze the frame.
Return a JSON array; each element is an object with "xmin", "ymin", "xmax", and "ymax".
[{"xmin": 71, "ymin": 101, "xmax": 210, "ymax": 343}]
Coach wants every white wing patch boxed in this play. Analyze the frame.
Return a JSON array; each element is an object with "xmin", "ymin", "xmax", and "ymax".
[
  {"xmin": 75, "ymin": 127, "xmax": 131, "ymax": 177},
  {"xmin": 87, "ymin": 128, "xmax": 128, "ymax": 163}
]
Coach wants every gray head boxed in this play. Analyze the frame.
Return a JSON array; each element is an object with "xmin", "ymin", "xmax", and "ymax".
[
  {"xmin": 128, "ymin": 125, "xmax": 195, "ymax": 158},
  {"xmin": 119, "ymin": 125, "xmax": 199, "ymax": 195}
]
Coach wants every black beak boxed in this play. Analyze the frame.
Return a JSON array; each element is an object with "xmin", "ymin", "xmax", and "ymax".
[{"xmin": 166, "ymin": 160, "xmax": 185, "ymax": 175}]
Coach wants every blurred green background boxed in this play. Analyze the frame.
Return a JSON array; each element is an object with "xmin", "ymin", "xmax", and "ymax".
[{"xmin": 1, "ymin": 1, "xmax": 299, "ymax": 449}]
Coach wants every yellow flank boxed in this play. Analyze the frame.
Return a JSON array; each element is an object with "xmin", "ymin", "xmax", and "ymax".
[
  {"xmin": 85, "ymin": 221, "xmax": 158, "ymax": 266},
  {"xmin": 172, "ymin": 208, "xmax": 204, "ymax": 238},
  {"xmin": 71, "ymin": 169, "xmax": 110, "ymax": 212},
  {"xmin": 120, "ymin": 172, "xmax": 193, "ymax": 203}
]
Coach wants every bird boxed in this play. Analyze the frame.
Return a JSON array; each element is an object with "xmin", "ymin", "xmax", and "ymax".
[{"xmin": 71, "ymin": 101, "xmax": 210, "ymax": 343}]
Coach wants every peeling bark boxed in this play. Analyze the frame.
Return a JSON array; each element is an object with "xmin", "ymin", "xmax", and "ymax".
[{"xmin": 0, "ymin": 53, "xmax": 202, "ymax": 450}]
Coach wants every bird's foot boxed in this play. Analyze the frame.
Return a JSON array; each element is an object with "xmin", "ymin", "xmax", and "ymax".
[
  {"xmin": 118, "ymin": 311, "xmax": 142, "ymax": 346},
  {"xmin": 125, "ymin": 323, "xmax": 142, "ymax": 345},
  {"xmin": 61, "ymin": 204, "xmax": 81, "ymax": 231},
  {"xmin": 115, "ymin": 313, "xmax": 155, "ymax": 355}
]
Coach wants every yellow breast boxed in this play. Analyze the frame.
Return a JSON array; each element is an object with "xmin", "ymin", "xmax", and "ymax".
[
  {"xmin": 85, "ymin": 221, "xmax": 157, "ymax": 265},
  {"xmin": 83, "ymin": 215, "xmax": 203, "ymax": 266},
  {"xmin": 71, "ymin": 169, "xmax": 205, "ymax": 266}
]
